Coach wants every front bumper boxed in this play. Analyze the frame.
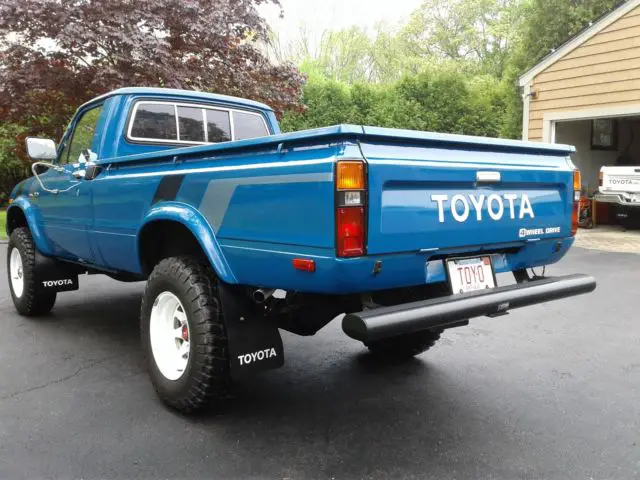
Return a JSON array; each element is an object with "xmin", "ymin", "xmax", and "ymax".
[
  {"xmin": 594, "ymin": 192, "xmax": 640, "ymax": 207},
  {"xmin": 342, "ymin": 274, "xmax": 596, "ymax": 342}
]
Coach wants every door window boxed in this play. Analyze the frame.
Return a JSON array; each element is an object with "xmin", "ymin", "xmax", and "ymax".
[{"xmin": 60, "ymin": 105, "xmax": 104, "ymax": 165}]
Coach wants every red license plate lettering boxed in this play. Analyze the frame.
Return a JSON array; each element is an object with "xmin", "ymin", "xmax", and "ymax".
[{"xmin": 447, "ymin": 257, "xmax": 495, "ymax": 294}]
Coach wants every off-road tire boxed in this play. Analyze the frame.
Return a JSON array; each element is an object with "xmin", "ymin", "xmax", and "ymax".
[
  {"xmin": 141, "ymin": 256, "xmax": 230, "ymax": 413},
  {"xmin": 365, "ymin": 330, "xmax": 442, "ymax": 360},
  {"xmin": 7, "ymin": 227, "xmax": 57, "ymax": 316}
]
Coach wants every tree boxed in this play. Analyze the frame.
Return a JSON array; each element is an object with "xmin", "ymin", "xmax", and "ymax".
[
  {"xmin": 0, "ymin": 123, "xmax": 29, "ymax": 204},
  {"xmin": 517, "ymin": 0, "xmax": 620, "ymax": 70},
  {"xmin": 402, "ymin": 0, "xmax": 524, "ymax": 78},
  {"xmin": 267, "ymin": 23, "xmax": 426, "ymax": 85},
  {"xmin": 280, "ymin": 69, "xmax": 505, "ymax": 138},
  {"xmin": 0, "ymin": 0, "xmax": 305, "ymax": 142},
  {"xmin": 282, "ymin": 25, "xmax": 377, "ymax": 83}
]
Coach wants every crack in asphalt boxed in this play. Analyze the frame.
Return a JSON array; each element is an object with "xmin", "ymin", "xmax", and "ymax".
[{"xmin": 0, "ymin": 356, "xmax": 119, "ymax": 402}]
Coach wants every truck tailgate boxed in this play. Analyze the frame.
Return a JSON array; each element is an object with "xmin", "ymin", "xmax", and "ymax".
[
  {"xmin": 600, "ymin": 166, "xmax": 640, "ymax": 193},
  {"xmin": 361, "ymin": 133, "xmax": 575, "ymax": 255}
]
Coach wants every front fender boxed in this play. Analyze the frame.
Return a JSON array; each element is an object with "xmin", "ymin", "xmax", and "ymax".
[
  {"xmin": 138, "ymin": 202, "xmax": 237, "ymax": 284},
  {"xmin": 6, "ymin": 197, "xmax": 54, "ymax": 256}
]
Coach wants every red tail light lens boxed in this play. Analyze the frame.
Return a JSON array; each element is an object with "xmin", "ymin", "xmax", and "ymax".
[{"xmin": 337, "ymin": 207, "xmax": 365, "ymax": 257}]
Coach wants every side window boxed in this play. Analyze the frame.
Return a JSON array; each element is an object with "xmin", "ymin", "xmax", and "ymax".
[
  {"xmin": 206, "ymin": 110, "xmax": 231, "ymax": 142},
  {"xmin": 233, "ymin": 111, "xmax": 268, "ymax": 141},
  {"xmin": 130, "ymin": 103, "xmax": 177, "ymax": 141},
  {"xmin": 177, "ymin": 106, "xmax": 205, "ymax": 142},
  {"xmin": 60, "ymin": 105, "xmax": 103, "ymax": 165}
]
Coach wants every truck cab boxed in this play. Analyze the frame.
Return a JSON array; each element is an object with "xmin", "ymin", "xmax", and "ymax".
[{"xmin": 5, "ymin": 88, "xmax": 596, "ymax": 414}]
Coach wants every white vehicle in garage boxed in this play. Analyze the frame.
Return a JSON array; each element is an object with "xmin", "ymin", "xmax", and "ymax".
[{"xmin": 595, "ymin": 166, "xmax": 640, "ymax": 227}]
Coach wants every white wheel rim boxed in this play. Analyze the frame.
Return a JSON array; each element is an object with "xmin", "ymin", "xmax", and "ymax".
[
  {"xmin": 149, "ymin": 291, "xmax": 191, "ymax": 381},
  {"xmin": 9, "ymin": 248, "xmax": 24, "ymax": 299}
]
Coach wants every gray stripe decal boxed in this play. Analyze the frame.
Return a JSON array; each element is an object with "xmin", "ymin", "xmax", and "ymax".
[{"xmin": 199, "ymin": 172, "xmax": 333, "ymax": 232}]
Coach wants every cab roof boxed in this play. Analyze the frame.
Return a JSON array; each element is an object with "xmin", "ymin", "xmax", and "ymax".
[{"xmin": 81, "ymin": 87, "xmax": 274, "ymax": 112}]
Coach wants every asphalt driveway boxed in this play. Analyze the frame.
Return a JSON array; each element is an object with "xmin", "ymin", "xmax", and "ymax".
[{"xmin": 0, "ymin": 245, "xmax": 638, "ymax": 479}]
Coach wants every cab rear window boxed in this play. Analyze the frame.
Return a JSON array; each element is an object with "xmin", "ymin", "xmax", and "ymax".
[
  {"xmin": 177, "ymin": 106, "xmax": 205, "ymax": 143},
  {"xmin": 130, "ymin": 103, "xmax": 177, "ymax": 141},
  {"xmin": 127, "ymin": 101, "xmax": 268, "ymax": 145},
  {"xmin": 233, "ymin": 111, "xmax": 269, "ymax": 140}
]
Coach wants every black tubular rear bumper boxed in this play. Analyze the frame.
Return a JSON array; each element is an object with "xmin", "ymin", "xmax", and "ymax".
[{"xmin": 342, "ymin": 274, "xmax": 596, "ymax": 342}]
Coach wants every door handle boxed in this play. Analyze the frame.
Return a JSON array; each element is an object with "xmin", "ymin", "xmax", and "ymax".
[{"xmin": 72, "ymin": 169, "xmax": 86, "ymax": 179}]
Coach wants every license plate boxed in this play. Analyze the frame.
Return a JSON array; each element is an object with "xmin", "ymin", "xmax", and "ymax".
[{"xmin": 447, "ymin": 256, "xmax": 496, "ymax": 294}]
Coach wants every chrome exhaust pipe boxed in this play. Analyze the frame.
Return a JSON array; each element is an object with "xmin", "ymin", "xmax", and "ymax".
[{"xmin": 252, "ymin": 288, "xmax": 275, "ymax": 303}]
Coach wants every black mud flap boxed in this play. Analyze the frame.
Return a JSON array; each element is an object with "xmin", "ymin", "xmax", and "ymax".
[
  {"xmin": 218, "ymin": 283, "xmax": 284, "ymax": 379},
  {"xmin": 34, "ymin": 251, "xmax": 79, "ymax": 293}
]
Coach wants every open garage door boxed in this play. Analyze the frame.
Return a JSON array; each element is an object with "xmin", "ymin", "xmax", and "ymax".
[{"xmin": 550, "ymin": 112, "xmax": 640, "ymax": 229}]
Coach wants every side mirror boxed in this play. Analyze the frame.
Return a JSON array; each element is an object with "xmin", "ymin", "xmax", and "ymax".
[{"xmin": 25, "ymin": 137, "xmax": 57, "ymax": 161}]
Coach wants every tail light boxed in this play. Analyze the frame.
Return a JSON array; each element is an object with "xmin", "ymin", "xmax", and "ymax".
[
  {"xmin": 336, "ymin": 160, "xmax": 366, "ymax": 257},
  {"xmin": 598, "ymin": 170, "xmax": 603, "ymax": 187},
  {"xmin": 571, "ymin": 169, "xmax": 581, "ymax": 236}
]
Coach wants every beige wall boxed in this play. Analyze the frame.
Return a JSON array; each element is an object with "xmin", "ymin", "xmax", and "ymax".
[
  {"xmin": 555, "ymin": 119, "xmax": 640, "ymax": 192},
  {"xmin": 528, "ymin": 5, "xmax": 640, "ymax": 141}
]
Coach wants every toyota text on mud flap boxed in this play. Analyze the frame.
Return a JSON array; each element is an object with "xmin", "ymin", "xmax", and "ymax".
[{"xmin": 237, "ymin": 348, "xmax": 278, "ymax": 366}]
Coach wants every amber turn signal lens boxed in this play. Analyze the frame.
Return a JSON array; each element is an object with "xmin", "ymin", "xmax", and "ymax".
[
  {"xmin": 336, "ymin": 161, "xmax": 365, "ymax": 190},
  {"xmin": 573, "ymin": 169, "xmax": 581, "ymax": 202}
]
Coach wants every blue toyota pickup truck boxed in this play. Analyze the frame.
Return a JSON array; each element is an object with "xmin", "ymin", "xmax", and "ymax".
[{"xmin": 5, "ymin": 87, "xmax": 596, "ymax": 413}]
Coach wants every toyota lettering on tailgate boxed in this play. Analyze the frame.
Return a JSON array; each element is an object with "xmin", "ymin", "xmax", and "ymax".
[{"xmin": 431, "ymin": 193, "xmax": 535, "ymax": 223}]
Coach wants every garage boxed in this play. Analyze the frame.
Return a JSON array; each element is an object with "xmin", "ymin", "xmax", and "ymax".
[{"xmin": 519, "ymin": 0, "xmax": 640, "ymax": 230}]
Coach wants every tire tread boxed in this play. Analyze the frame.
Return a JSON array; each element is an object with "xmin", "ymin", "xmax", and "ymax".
[
  {"xmin": 141, "ymin": 256, "xmax": 229, "ymax": 413},
  {"xmin": 7, "ymin": 227, "xmax": 56, "ymax": 316}
]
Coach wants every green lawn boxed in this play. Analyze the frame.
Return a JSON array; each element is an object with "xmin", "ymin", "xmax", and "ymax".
[{"xmin": 0, "ymin": 210, "xmax": 6, "ymax": 240}]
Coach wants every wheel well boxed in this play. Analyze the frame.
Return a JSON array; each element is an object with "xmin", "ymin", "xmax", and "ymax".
[
  {"xmin": 139, "ymin": 221, "xmax": 207, "ymax": 277},
  {"xmin": 6, "ymin": 207, "xmax": 28, "ymax": 236}
]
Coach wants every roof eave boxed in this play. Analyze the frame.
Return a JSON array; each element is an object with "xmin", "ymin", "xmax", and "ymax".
[{"xmin": 518, "ymin": 0, "xmax": 640, "ymax": 87}]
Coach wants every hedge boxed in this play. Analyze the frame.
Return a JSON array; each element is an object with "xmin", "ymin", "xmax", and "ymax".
[{"xmin": 280, "ymin": 69, "xmax": 508, "ymax": 138}]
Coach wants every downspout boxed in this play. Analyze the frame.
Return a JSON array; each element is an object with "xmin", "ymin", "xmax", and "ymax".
[{"xmin": 522, "ymin": 83, "xmax": 532, "ymax": 141}]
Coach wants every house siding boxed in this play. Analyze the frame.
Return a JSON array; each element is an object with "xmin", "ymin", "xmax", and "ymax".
[{"xmin": 528, "ymin": 4, "xmax": 640, "ymax": 140}]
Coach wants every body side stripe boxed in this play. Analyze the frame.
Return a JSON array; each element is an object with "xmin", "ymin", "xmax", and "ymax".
[{"xmin": 105, "ymin": 158, "xmax": 335, "ymax": 180}]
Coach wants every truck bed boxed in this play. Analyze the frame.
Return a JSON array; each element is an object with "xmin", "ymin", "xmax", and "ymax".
[{"xmin": 89, "ymin": 125, "xmax": 577, "ymax": 294}]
